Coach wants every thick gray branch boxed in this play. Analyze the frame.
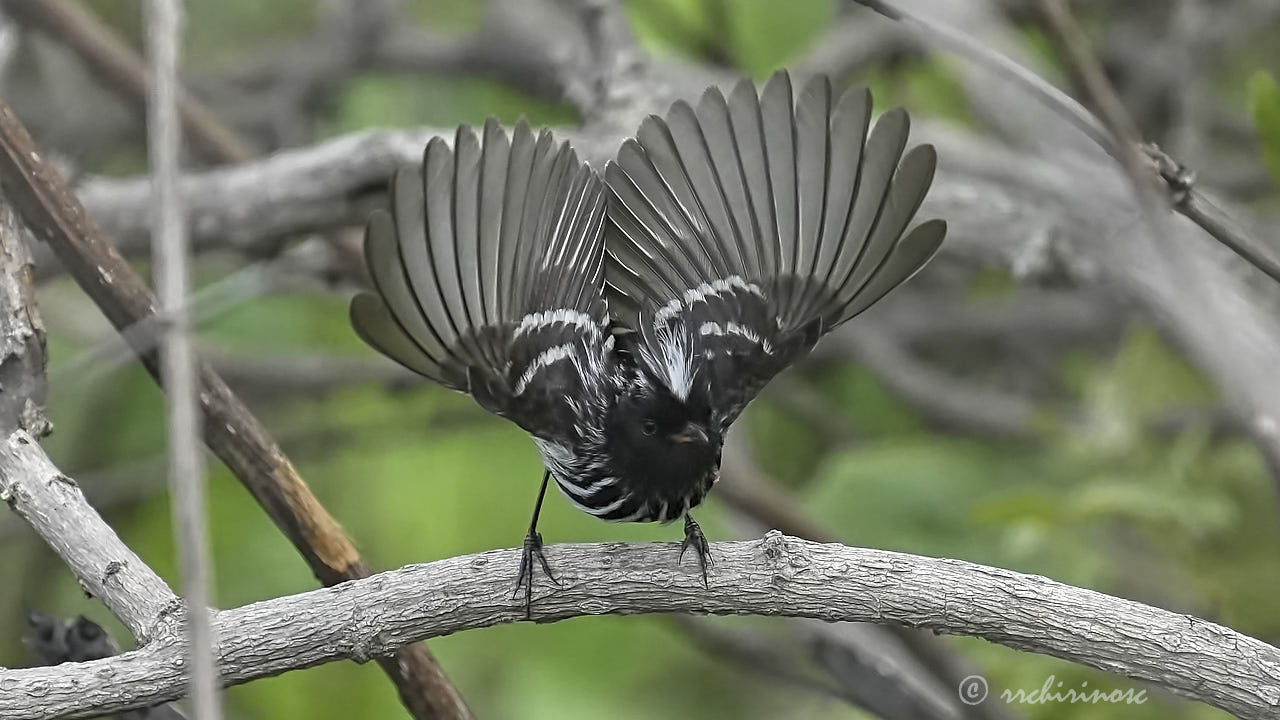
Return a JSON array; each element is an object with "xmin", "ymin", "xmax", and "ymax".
[
  {"xmin": 0, "ymin": 530, "xmax": 1277, "ymax": 720},
  {"xmin": 0, "ymin": 430, "xmax": 178, "ymax": 642},
  {"xmin": 68, "ymin": 123, "xmax": 1049, "ymax": 271}
]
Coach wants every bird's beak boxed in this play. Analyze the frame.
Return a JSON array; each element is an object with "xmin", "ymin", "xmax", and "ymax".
[{"xmin": 670, "ymin": 422, "xmax": 710, "ymax": 445}]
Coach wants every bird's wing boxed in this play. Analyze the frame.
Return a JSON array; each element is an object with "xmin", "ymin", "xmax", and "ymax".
[
  {"xmin": 605, "ymin": 71, "xmax": 945, "ymax": 432},
  {"xmin": 351, "ymin": 119, "xmax": 609, "ymax": 441}
]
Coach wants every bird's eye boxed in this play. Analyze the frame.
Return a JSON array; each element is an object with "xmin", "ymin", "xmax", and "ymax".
[{"xmin": 641, "ymin": 419, "xmax": 657, "ymax": 436}]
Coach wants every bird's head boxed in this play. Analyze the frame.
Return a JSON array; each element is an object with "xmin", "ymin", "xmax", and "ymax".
[{"xmin": 604, "ymin": 377, "xmax": 720, "ymax": 495}]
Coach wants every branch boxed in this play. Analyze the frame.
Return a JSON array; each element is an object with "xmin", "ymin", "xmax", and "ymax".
[
  {"xmin": 66, "ymin": 123, "xmax": 1053, "ymax": 268},
  {"xmin": 0, "ymin": 150, "xmax": 47, "ymax": 437},
  {"xmin": 0, "ymin": 97, "xmax": 473, "ymax": 720},
  {"xmin": 718, "ymin": 440, "xmax": 1023, "ymax": 720},
  {"xmin": 0, "ymin": 432, "xmax": 177, "ymax": 642},
  {"xmin": 846, "ymin": 0, "xmax": 1280, "ymax": 286},
  {"xmin": 144, "ymin": 1, "xmax": 220, "ymax": 716},
  {"xmin": 23, "ymin": 612, "xmax": 188, "ymax": 720},
  {"xmin": 0, "ymin": 528, "xmax": 1274, "ymax": 719},
  {"xmin": 1, "ymin": 0, "xmax": 253, "ymax": 163}
]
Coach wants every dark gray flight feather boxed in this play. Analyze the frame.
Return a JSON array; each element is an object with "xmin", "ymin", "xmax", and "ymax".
[
  {"xmin": 604, "ymin": 70, "xmax": 945, "ymax": 430},
  {"xmin": 351, "ymin": 119, "xmax": 608, "ymax": 437}
]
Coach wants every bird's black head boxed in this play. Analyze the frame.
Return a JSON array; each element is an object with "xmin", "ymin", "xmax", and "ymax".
[{"xmin": 604, "ymin": 376, "xmax": 720, "ymax": 500}]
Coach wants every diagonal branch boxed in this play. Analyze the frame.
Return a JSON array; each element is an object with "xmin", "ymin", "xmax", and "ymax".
[
  {"xmin": 845, "ymin": 0, "xmax": 1280, "ymax": 286},
  {"xmin": 0, "ymin": 432, "xmax": 177, "ymax": 642},
  {"xmin": 0, "ymin": 99, "xmax": 473, "ymax": 720},
  {"xmin": 0, "ymin": 526, "xmax": 1275, "ymax": 720},
  {"xmin": 1, "ymin": 0, "xmax": 253, "ymax": 163}
]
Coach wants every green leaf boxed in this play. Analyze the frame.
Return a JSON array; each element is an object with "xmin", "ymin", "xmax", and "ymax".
[{"xmin": 1249, "ymin": 71, "xmax": 1280, "ymax": 188}]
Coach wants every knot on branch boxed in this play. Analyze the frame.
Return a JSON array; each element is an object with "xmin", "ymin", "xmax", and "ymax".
[{"xmin": 758, "ymin": 530, "xmax": 812, "ymax": 586}]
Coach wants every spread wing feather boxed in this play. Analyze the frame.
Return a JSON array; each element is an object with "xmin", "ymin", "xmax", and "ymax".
[
  {"xmin": 351, "ymin": 120, "xmax": 608, "ymax": 440},
  {"xmin": 605, "ymin": 71, "xmax": 945, "ymax": 430}
]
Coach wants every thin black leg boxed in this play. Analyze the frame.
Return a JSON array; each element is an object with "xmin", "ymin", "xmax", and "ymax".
[
  {"xmin": 513, "ymin": 470, "xmax": 559, "ymax": 618},
  {"xmin": 680, "ymin": 513, "xmax": 713, "ymax": 587}
]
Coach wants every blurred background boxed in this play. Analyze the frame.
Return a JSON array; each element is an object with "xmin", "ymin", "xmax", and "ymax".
[{"xmin": 2, "ymin": 0, "xmax": 1279, "ymax": 718}]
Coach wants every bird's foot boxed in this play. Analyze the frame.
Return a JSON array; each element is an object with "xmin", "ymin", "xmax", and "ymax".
[
  {"xmin": 513, "ymin": 530, "xmax": 559, "ymax": 619},
  {"xmin": 679, "ymin": 514, "xmax": 713, "ymax": 587}
]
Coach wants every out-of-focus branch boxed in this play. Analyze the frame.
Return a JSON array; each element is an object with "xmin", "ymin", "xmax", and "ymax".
[
  {"xmin": 847, "ymin": 0, "xmax": 1280, "ymax": 286},
  {"xmin": 670, "ymin": 615, "xmax": 959, "ymax": 720},
  {"xmin": 851, "ymin": 0, "xmax": 1280, "ymax": 497},
  {"xmin": 1035, "ymin": 0, "xmax": 1280, "ymax": 286},
  {"xmin": 719, "ymin": 440, "xmax": 1023, "ymax": 720},
  {"xmin": 0, "ymin": 99, "xmax": 473, "ymax": 720},
  {"xmin": 144, "ymin": 2, "xmax": 220, "ymax": 717},
  {"xmin": 824, "ymin": 323, "xmax": 1038, "ymax": 439},
  {"xmin": 1, "ymin": 0, "xmax": 252, "ymax": 163},
  {"xmin": 1, "ymin": 532, "xmax": 1276, "ymax": 720}
]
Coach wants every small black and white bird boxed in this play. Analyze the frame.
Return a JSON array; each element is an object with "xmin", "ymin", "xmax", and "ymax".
[{"xmin": 350, "ymin": 71, "xmax": 945, "ymax": 614}]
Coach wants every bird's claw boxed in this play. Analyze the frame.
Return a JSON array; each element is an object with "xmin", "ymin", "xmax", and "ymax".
[
  {"xmin": 513, "ymin": 530, "xmax": 558, "ymax": 619},
  {"xmin": 680, "ymin": 515, "xmax": 713, "ymax": 587}
]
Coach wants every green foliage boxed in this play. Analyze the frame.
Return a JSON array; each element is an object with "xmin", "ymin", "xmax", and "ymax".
[
  {"xmin": 627, "ymin": 0, "xmax": 829, "ymax": 78},
  {"xmin": 1249, "ymin": 71, "xmax": 1280, "ymax": 189},
  {"xmin": 327, "ymin": 75, "xmax": 576, "ymax": 135}
]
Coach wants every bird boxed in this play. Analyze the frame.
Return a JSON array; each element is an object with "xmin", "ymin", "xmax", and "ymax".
[{"xmin": 349, "ymin": 70, "xmax": 946, "ymax": 616}]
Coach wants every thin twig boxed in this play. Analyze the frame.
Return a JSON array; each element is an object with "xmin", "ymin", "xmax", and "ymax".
[
  {"xmin": 144, "ymin": 2, "xmax": 220, "ymax": 718},
  {"xmin": 845, "ymin": 0, "xmax": 1111, "ymax": 150},
  {"xmin": 845, "ymin": 0, "xmax": 1280, "ymax": 285},
  {"xmin": 0, "ymin": 99, "xmax": 474, "ymax": 720},
  {"xmin": 1146, "ymin": 146, "xmax": 1280, "ymax": 285},
  {"xmin": 1035, "ymin": 0, "xmax": 1155, "ymax": 208}
]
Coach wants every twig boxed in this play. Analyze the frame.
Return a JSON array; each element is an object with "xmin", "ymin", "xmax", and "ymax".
[
  {"xmin": 1145, "ymin": 146, "xmax": 1280, "ymax": 285},
  {"xmin": 0, "ymin": 99, "xmax": 473, "ymax": 720},
  {"xmin": 845, "ymin": 0, "xmax": 1111, "ymax": 150},
  {"xmin": 1035, "ymin": 0, "xmax": 1156, "ymax": 210},
  {"xmin": 0, "ymin": 527, "xmax": 1275, "ymax": 719},
  {"xmin": 0, "ymin": 432, "xmax": 178, "ymax": 642},
  {"xmin": 144, "ymin": 2, "xmax": 220, "ymax": 718},
  {"xmin": 1, "ymin": 0, "xmax": 253, "ymax": 163},
  {"xmin": 845, "ymin": 0, "xmax": 1280, "ymax": 286}
]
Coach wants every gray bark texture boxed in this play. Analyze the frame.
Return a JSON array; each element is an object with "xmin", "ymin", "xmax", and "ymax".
[{"xmin": 0, "ymin": 185, "xmax": 47, "ymax": 437}]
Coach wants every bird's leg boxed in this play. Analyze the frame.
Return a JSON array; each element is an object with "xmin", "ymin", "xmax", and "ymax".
[
  {"xmin": 679, "ymin": 513, "xmax": 713, "ymax": 587},
  {"xmin": 513, "ymin": 470, "xmax": 559, "ymax": 618}
]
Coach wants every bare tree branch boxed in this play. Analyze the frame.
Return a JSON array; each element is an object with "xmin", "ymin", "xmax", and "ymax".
[
  {"xmin": 0, "ymin": 432, "xmax": 178, "ymax": 642},
  {"xmin": 0, "ymin": 95, "xmax": 473, "ymax": 720},
  {"xmin": 0, "ymin": 151, "xmax": 46, "ymax": 437},
  {"xmin": 22, "ymin": 612, "xmax": 188, "ymax": 720},
  {"xmin": 0, "ymin": 515, "xmax": 1273, "ymax": 718}
]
